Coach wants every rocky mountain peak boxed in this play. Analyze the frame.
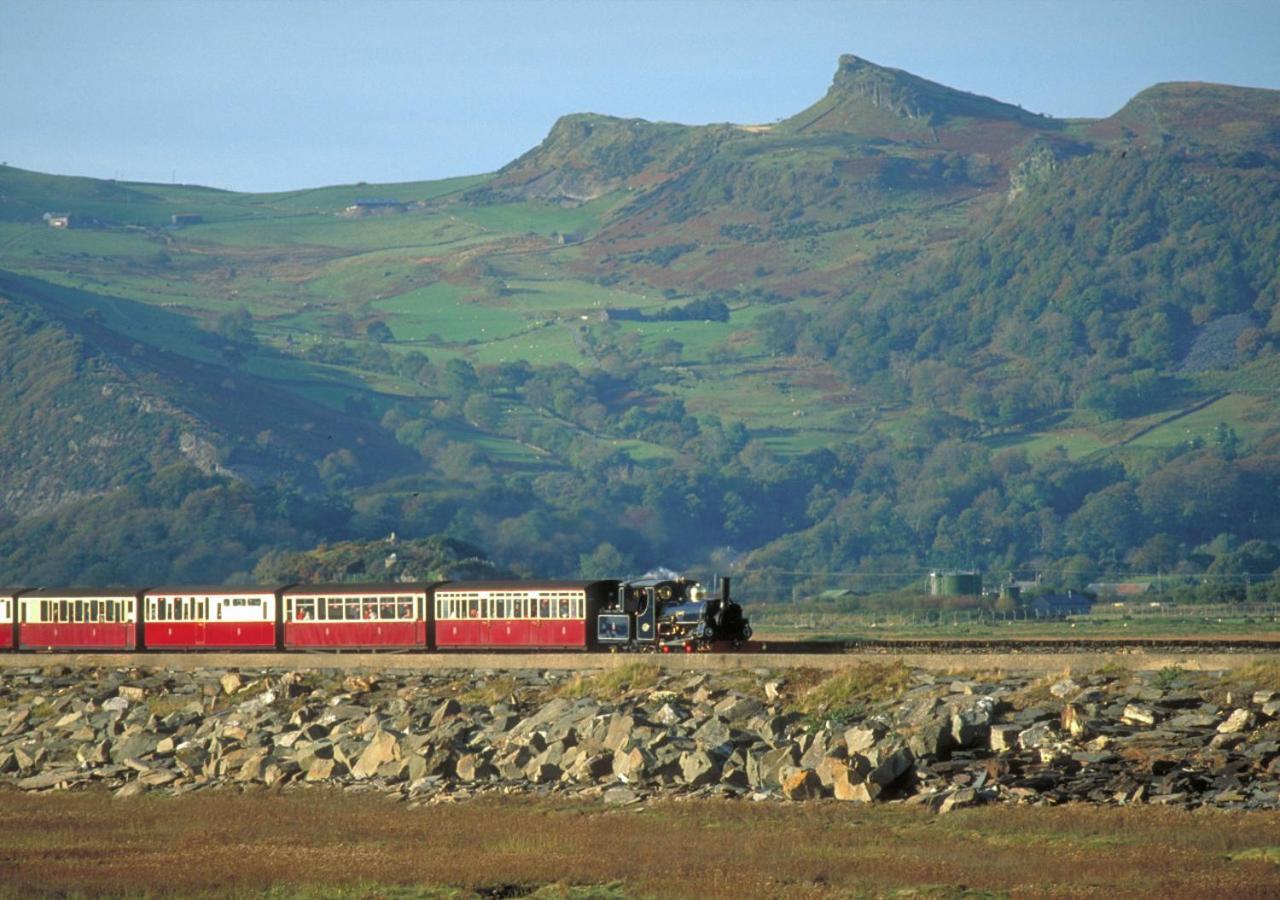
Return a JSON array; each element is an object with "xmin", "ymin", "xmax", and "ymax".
[{"xmin": 816, "ymin": 53, "xmax": 1054, "ymax": 128}]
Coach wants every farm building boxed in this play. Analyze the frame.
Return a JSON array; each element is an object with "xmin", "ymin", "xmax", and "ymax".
[
  {"xmin": 342, "ymin": 198, "xmax": 407, "ymax": 216},
  {"xmin": 44, "ymin": 212, "xmax": 80, "ymax": 229},
  {"xmin": 1028, "ymin": 591, "xmax": 1094, "ymax": 618}
]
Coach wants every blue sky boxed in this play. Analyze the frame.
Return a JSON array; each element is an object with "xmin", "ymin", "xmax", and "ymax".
[{"xmin": 3, "ymin": 0, "xmax": 1279, "ymax": 192}]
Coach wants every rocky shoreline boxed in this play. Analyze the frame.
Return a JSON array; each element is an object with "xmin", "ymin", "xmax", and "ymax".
[{"xmin": 2, "ymin": 663, "xmax": 1279, "ymax": 811}]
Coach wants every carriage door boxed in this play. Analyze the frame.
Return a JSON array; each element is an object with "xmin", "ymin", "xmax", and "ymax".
[{"xmin": 195, "ymin": 596, "xmax": 207, "ymax": 646}]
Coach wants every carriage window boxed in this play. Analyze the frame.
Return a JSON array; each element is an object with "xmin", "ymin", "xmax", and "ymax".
[
  {"xmin": 491, "ymin": 596, "xmax": 505, "ymax": 618},
  {"xmin": 559, "ymin": 598, "xmax": 570, "ymax": 618},
  {"xmin": 105, "ymin": 602, "xmax": 115, "ymax": 623},
  {"xmin": 296, "ymin": 598, "xmax": 315, "ymax": 621},
  {"xmin": 380, "ymin": 598, "xmax": 395, "ymax": 620},
  {"xmin": 397, "ymin": 600, "xmax": 412, "ymax": 620}
]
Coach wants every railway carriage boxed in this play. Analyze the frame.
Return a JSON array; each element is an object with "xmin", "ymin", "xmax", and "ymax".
[
  {"xmin": 0, "ymin": 574, "xmax": 749, "ymax": 654},
  {"xmin": 18, "ymin": 587, "xmax": 141, "ymax": 651},
  {"xmin": 0, "ymin": 589, "xmax": 21, "ymax": 650},
  {"xmin": 282, "ymin": 582, "xmax": 437, "ymax": 649},
  {"xmin": 433, "ymin": 580, "xmax": 620, "ymax": 649},
  {"xmin": 143, "ymin": 585, "xmax": 285, "ymax": 650}
]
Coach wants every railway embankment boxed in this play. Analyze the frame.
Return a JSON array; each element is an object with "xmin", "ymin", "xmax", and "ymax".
[{"xmin": 2, "ymin": 661, "xmax": 1279, "ymax": 810}]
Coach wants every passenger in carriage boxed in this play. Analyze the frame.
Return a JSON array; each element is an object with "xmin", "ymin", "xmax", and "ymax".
[{"xmin": 398, "ymin": 602, "xmax": 411, "ymax": 619}]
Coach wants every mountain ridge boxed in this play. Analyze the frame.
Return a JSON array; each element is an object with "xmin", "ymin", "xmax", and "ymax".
[{"xmin": 1, "ymin": 55, "xmax": 1279, "ymax": 594}]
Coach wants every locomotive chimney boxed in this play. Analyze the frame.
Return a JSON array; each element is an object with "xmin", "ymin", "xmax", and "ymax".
[{"xmin": 720, "ymin": 576, "xmax": 731, "ymax": 603}]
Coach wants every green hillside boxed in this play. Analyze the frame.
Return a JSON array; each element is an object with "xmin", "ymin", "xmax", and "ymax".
[{"xmin": 1, "ymin": 55, "xmax": 1279, "ymax": 599}]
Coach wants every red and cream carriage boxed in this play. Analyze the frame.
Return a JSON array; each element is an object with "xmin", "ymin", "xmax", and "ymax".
[
  {"xmin": 0, "ymin": 589, "xmax": 20, "ymax": 650},
  {"xmin": 143, "ymin": 585, "xmax": 284, "ymax": 650},
  {"xmin": 432, "ymin": 580, "xmax": 618, "ymax": 649},
  {"xmin": 282, "ymin": 582, "xmax": 436, "ymax": 649},
  {"xmin": 18, "ymin": 587, "xmax": 141, "ymax": 650}
]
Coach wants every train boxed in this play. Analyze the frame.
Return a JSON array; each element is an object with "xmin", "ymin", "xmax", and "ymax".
[{"xmin": 0, "ymin": 574, "xmax": 751, "ymax": 653}]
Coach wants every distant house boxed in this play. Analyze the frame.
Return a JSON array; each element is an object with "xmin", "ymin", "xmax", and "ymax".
[
  {"xmin": 1028, "ymin": 590, "xmax": 1093, "ymax": 618},
  {"xmin": 44, "ymin": 212, "xmax": 78, "ymax": 229},
  {"xmin": 1087, "ymin": 582, "xmax": 1154, "ymax": 598},
  {"xmin": 342, "ymin": 198, "xmax": 406, "ymax": 216},
  {"xmin": 171, "ymin": 213, "xmax": 203, "ymax": 227}
]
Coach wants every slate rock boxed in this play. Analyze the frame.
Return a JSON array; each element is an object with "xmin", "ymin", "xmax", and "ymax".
[
  {"xmin": 1018, "ymin": 722, "xmax": 1055, "ymax": 750},
  {"xmin": 989, "ymin": 724, "xmax": 1021, "ymax": 753},
  {"xmin": 1218, "ymin": 709, "xmax": 1254, "ymax": 734},
  {"xmin": 781, "ymin": 768, "xmax": 824, "ymax": 800},
  {"xmin": 951, "ymin": 697, "xmax": 994, "ymax": 749},
  {"xmin": 679, "ymin": 750, "xmax": 719, "ymax": 788},
  {"xmin": 1121, "ymin": 704, "xmax": 1157, "ymax": 727},
  {"xmin": 939, "ymin": 787, "xmax": 979, "ymax": 814}
]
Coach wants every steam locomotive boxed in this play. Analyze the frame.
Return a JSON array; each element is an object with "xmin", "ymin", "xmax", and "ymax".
[{"xmin": 0, "ymin": 574, "xmax": 751, "ymax": 653}]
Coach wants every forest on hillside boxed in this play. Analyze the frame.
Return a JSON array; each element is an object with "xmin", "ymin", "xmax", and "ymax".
[{"xmin": 3, "ymin": 60, "xmax": 1280, "ymax": 603}]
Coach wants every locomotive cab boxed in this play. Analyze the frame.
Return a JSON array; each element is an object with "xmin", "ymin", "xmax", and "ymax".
[{"xmin": 597, "ymin": 574, "xmax": 750, "ymax": 649}]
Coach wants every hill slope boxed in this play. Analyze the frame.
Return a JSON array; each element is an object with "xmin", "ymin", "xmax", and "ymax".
[{"xmin": 2, "ymin": 56, "xmax": 1279, "ymax": 598}]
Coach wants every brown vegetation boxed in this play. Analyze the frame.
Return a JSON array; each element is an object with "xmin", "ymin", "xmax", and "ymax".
[{"xmin": 4, "ymin": 790, "xmax": 1278, "ymax": 898}]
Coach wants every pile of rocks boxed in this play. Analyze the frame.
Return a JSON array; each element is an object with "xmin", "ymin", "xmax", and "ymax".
[{"xmin": 1, "ymin": 664, "xmax": 1278, "ymax": 810}]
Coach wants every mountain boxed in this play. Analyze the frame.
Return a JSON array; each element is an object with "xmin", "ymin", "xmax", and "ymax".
[
  {"xmin": 1101, "ymin": 80, "xmax": 1280, "ymax": 147},
  {"xmin": 1, "ymin": 56, "xmax": 1279, "ymax": 599},
  {"xmin": 779, "ymin": 53, "xmax": 1057, "ymax": 135},
  {"xmin": 0, "ymin": 269, "xmax": 416, "ymax": 519}
]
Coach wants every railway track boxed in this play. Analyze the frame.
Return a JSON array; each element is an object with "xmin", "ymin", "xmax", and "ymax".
[
  {"xmin": 826, "ymin": 637, "xmax": 1280, "ymax": 654},
  {"xmin": 0, "ymin": 637, "xmax": 1274, "ymax": 673}
]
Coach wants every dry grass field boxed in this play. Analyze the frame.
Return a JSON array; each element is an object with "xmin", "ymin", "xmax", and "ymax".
[{"xmin": 1, "ymin": 790, "xmax": 1278, "ymax": 898}]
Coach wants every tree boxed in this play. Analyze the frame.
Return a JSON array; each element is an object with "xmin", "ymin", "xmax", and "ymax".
[
  {"xmin": 578, "ymin": 542, "xmax": 632, "ymax": 579},
  {"xmin": 366, "ymin": 320, "xmax": 394, "ymax": 343},
  {"xmin": 1064, "ymin": 483, "xmax": 1144, "ymax": 559}
]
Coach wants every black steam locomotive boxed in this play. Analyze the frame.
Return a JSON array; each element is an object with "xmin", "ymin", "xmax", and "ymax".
[{"xmin": 598, "ymin": 575, "xmax": 751, "ymax": 649}]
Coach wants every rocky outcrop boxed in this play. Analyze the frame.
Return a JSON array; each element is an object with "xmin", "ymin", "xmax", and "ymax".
[{"xmin": 1, "ymin": 665, "xmax": 1278, "ymax": 811}]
